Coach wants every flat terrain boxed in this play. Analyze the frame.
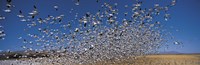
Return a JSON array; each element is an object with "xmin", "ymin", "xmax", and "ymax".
[
  {"xmin": 94, "ymin": 54, "xmax": 200, "ymax": 65},
  {"xmin": 0, "ymin": 54, "xmax": 200, "ymax": 65}
]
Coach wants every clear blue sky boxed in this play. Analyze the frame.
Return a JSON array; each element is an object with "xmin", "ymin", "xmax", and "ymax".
[{"xmin": 0, "ymin": 0, "xmax": 199, "ymax": 53}]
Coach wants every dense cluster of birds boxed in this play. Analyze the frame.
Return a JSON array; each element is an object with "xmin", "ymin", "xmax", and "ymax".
[{"xmin": 0, "ymin": 0, "xmax": 179, "ymax": 64}]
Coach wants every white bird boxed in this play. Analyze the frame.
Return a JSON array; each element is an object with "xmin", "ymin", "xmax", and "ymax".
[{"xmin": 0, "ymin": 15, "xmax": 6, "ymax": 20}]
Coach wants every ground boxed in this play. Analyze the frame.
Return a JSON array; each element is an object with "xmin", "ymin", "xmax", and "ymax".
[
  {"xmin": 94, "ymin": 54, "xmax": 200, "ymax": 65},
  {"xmin": 0, "ymin": 54, "xmax": 200, "ymax": 65}
]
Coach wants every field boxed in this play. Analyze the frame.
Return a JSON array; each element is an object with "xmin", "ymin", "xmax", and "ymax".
[
  {"xmin": 0, "ymin": 54, "xmax": 200, "ymax": 65},
  {"xmin": 93, "ymin": 54, "xmax": 200, "ymax": 65}
]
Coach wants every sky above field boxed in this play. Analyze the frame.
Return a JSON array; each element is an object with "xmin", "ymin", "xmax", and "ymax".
[{"xmin": 0, "ymin": 0, "xmax": 199, "ymax": 53}]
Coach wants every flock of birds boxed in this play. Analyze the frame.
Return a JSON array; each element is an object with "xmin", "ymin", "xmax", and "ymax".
[{"xmin": 0, "ymin": 0, "xmax": 179, "ymax": 64}]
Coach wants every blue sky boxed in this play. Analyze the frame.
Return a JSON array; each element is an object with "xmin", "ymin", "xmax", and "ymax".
[
  {"xmin": 163, "ymin": 0, "xmax": 200, "ymax": 53},
  {"xmin": 0, "ymin": 0, "xmax": 199, "ymax": 53}
]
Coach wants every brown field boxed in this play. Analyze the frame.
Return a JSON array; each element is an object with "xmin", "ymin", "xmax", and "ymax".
[{"xmin": 91, "ymin": 54, "xmax": 200, "ymax": 65}]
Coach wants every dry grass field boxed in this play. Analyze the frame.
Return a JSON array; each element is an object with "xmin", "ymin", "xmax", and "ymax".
[{"xmin": 91, "ymin": 54, "xmax": 200, "ymax": 65}]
